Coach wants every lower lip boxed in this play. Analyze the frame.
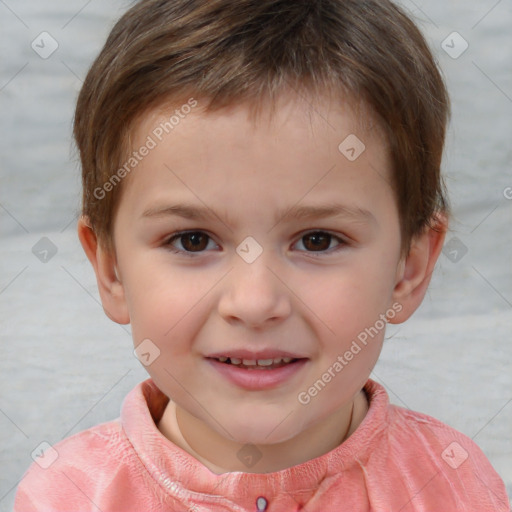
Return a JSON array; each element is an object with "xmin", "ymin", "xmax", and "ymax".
[{"xmin": 206, "ymin": 358, "xmax": 308, "ymax": 390}]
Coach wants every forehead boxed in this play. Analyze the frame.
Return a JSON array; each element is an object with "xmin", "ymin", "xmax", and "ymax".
[
  {"xmin": 117, "ymin": 91, "xmax": 394, "ymax": 226},
  {"xmin": 143, "ymin": 90, "xmax": 383, "ymax": 144}
]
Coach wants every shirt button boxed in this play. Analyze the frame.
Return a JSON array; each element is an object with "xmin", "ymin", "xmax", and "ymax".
[{"xmin": 256, "ymin": 496, "xmax": 268, "ymax": 511}]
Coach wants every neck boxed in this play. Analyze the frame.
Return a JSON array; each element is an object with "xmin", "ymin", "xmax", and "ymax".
[{"xmin": 159, "ymin": 390, "xmax": 367, "ymax": 474}]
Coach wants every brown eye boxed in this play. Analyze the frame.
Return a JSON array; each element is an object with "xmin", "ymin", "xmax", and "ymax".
[
  {"xmin": 181, "ymin": 232, "xmax": 209, "ymax": 251},
  {"xmin": 302, "ymin": 232, "xmax": 331, "ymax": 251},
  {"xmin": 295, "ymin": 231, "xmax": 345, "ymax": 254},
  {"xmin": 166, "ymin": 231, "xmax": 215, "ymax": 254}
]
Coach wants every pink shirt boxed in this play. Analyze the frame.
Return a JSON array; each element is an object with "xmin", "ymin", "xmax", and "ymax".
[{"xmin": 15, "ymin": 378, "xmax": 508, "ymax": 511}]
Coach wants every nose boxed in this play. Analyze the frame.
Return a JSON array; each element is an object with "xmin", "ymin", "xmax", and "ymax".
[{"xmin": 217, "ymin": 252, "xmax": 292, "ymax": 329}]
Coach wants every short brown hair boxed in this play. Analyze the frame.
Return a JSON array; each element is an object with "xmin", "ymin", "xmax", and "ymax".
[{"xmin": 74, "ymin": 0, "xmax": 450, "ymax": 256}]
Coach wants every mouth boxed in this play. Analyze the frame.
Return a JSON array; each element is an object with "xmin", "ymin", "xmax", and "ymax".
[
  {"xmin": 206, "ymin": 354, "xmax": 309, "ymax": 390},
  {"xmin": 207, "ymin": 356, "xmax": 303, "ymax": 370}
]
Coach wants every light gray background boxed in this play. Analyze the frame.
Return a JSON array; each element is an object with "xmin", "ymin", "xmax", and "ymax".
[{"xmin": 1, "ymin": 0, "xmax": 511, "ymax": 510}]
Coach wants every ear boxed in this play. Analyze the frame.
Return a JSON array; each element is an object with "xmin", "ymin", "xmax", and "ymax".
[
  {"xmin": 77, "ymin": 216, "xmax": 130, "ymax": 324},
  {"xmin": 389, "ymin": 214, "xmax": 447, "ymax": 324}
]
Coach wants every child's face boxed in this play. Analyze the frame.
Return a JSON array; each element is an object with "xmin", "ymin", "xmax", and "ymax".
[{"xmin": 110, "ymin": 93, "xmax": 405, "ymax": 445}]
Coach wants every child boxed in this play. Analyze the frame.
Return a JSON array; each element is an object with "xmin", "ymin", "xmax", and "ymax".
[{"xmin": 14, "ymin": 0, "xmax": 509, "ymax": 510}]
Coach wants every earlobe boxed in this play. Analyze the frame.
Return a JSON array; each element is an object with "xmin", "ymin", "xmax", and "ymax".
[
  {"xmin": 77, "ymin": 216, "xmax": 130, "ymax": 325},
  {"xmin": 389, "ymin": 215, "xmax": 447, "ymax": 324}
]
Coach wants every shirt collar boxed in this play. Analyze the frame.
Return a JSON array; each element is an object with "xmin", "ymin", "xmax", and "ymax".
[{"xmin": 121, "ymin": 377, "xmax": 388, "ymax": 508}]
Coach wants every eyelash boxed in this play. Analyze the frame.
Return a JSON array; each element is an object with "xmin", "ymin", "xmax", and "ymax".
[{"xmin": 164, "ymin": 230, "xmax": 348, "ymax": 258}]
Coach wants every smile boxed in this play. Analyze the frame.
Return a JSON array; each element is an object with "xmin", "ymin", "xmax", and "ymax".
[
  {"xmin": 212, "ymin": 356, "xmax": 299, "ymax": 370},
  {"xmin": 206, "ymin": 357, "xmax": 309, "ymax": 390}
]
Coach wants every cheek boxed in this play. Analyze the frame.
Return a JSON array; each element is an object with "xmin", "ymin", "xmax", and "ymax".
[
  {"xmin": 300, "ymin": 261, "xmax": 396, "ymax": 339},
  {"xmin": 123, "ymin": 266, "xmax": 207, "ymax": 348}
]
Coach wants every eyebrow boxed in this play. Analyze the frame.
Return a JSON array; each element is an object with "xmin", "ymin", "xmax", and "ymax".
[{"xmin": 141, "ymin": 202, "xmax": 376, "ymax": 226}]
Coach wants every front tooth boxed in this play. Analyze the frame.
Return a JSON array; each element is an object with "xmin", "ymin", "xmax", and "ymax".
[
  {"xmin": 230, "ymin": 357, "xmax": 242, "ymax": 365},
  {"xmin": 257, "ymin": 359, "xmax": 274, "ymax": 366},
  {"xmin": 242, "ymin": 359, "xmax": 257, "ymax": 365}
]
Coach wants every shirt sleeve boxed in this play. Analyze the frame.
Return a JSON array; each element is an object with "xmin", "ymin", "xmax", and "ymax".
[
  {"xmin": 378, "ymin": 406, "xmax": 510, "ymax": 511},
  {"xmin": 14, "ymin": 423, "xmax": 128, "ymax": 512}
]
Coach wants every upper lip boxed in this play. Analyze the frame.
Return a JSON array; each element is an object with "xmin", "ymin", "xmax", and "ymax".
[{"xmin": 206, "ymin": 349, "xmax": 307, "ymax": 360}]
